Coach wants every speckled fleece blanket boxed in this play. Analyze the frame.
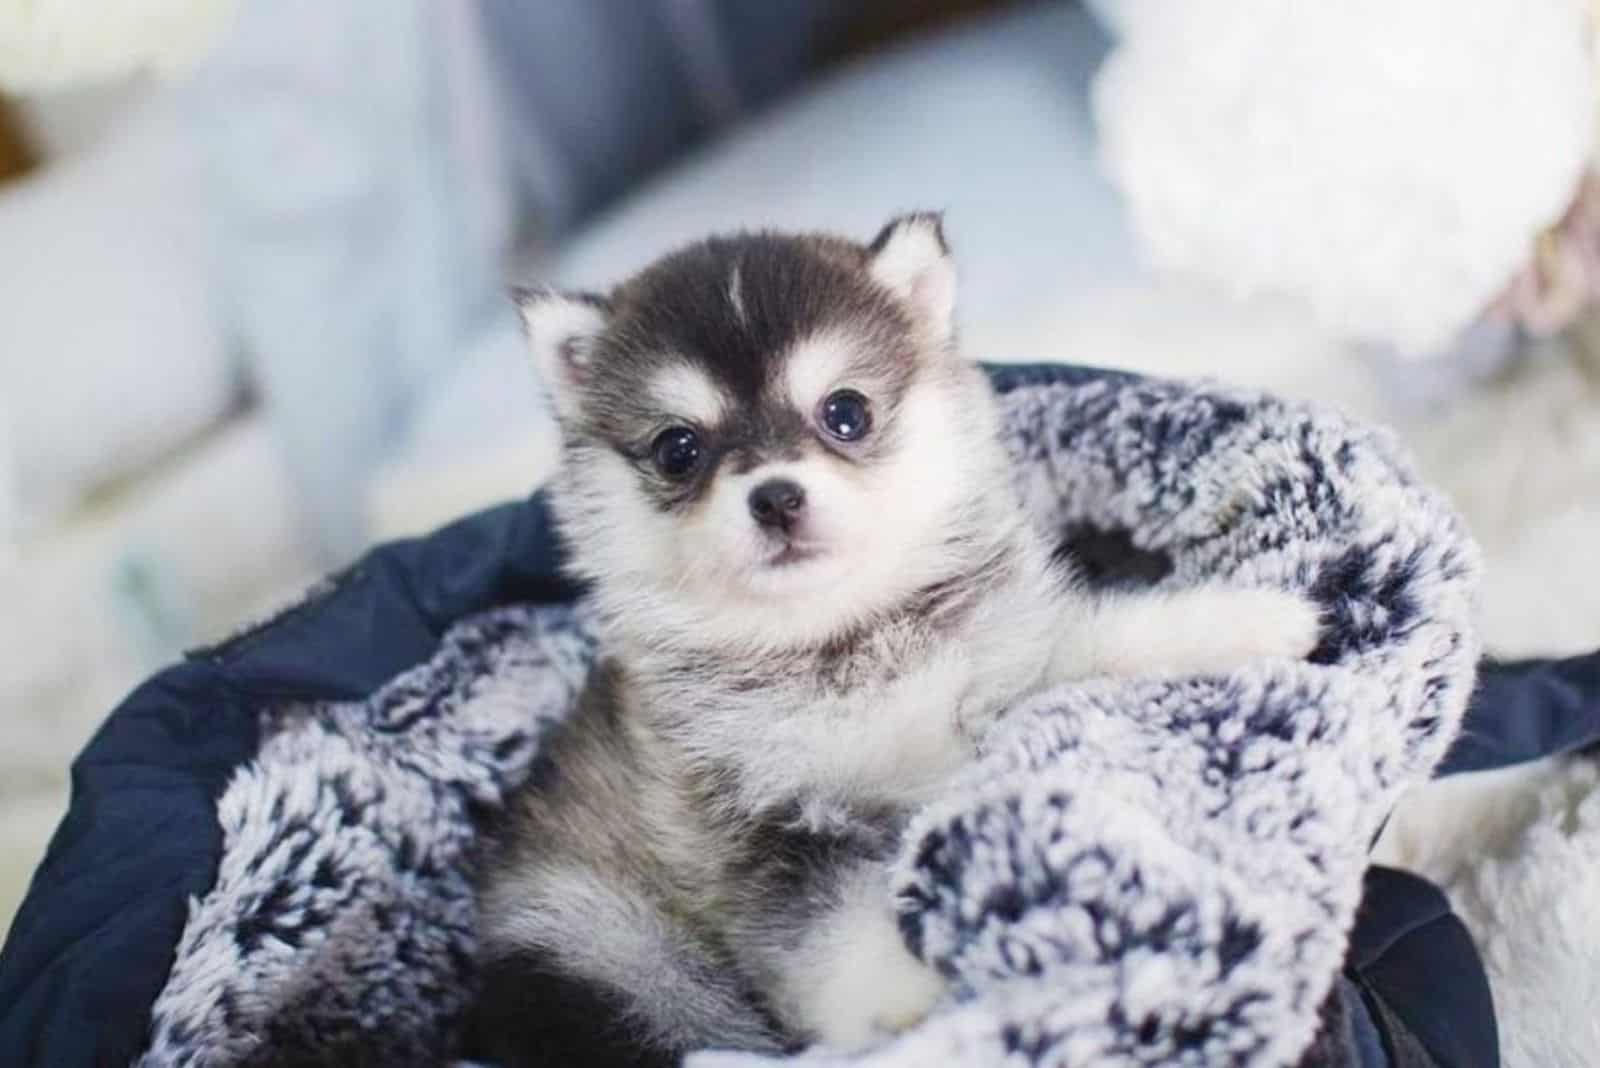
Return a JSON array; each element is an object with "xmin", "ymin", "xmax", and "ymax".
[{"xmin": 134, "ymin": 372, "xmax": 1480, "ymax": 1068}]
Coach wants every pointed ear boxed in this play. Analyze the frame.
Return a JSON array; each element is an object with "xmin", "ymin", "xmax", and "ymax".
[
  {"xmin": 868, "ymin": 212, "xmax": 956, "ymax": 343},
  {"xmin": 512, "ymin": 286, "xmax": 610, "ymax": 418}
]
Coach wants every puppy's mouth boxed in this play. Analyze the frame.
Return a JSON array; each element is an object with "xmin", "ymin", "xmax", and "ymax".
[{"xmin": 762, "ymin": 542, "xmax": 824, "ymax": 568}]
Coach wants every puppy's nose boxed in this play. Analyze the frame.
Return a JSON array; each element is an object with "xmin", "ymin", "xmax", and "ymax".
[{"xmin": 748, "ymin": 478, "xmax": 806, "ymax": 531}]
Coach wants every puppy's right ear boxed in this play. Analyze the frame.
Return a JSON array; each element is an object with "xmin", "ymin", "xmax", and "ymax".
[
  {"xmin": 867, "ymin": 212, "xmax": 955, "ymax": 346},
  {"xmin": 512, "ymin": 286, "xmax": 611, "ymax": 419}
]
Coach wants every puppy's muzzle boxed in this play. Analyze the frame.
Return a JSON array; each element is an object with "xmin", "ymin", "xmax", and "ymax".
[{"xmin": 748, "ymin": 478, "xmax": 806, "ymax": 534}]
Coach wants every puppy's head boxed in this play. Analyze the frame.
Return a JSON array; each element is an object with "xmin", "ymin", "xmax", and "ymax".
[{"xmin": 518, "ymin": 214, "xmax": 1008, "ymax": 650}]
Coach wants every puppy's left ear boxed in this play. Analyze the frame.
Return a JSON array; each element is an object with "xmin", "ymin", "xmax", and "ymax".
[
  {"xmin": 868, "ymin": 212, "xmax": 956, "ymax": 343},
  {"xmin": 512, "ymin": 286, "xmax": 611, "ymax": 420}
]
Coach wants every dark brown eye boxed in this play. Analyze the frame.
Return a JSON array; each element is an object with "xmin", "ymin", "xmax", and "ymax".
[
  {"xmin": 651, "ymin": 427, "xmax": 702, "ymax": 479},
  {"xmin": 820, "ymin": 389, "xmax": 871, "ymax": 442}
]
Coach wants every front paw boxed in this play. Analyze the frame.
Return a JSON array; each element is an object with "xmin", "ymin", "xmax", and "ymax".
[
  {"xmin": 1213, "ymin": 587, "xmax": 1322, "ymax": 663},
  {"xmin": 1108, "ymin": 585, "xmax": 1323, "ymax": 676},
  {"xmin": 806, "ymin": 946, "xmax": 946, "ymax": 1051},
  {"xmin": 784, "ymin": 875, "xmax": 949, "ymax": 1052},
  {"xmin": 1083, "ymin": 585, "xmax": 1323, "ymax": 678}
]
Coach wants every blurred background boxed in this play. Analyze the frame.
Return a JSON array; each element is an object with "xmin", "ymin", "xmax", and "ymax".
[{"xmin": 2, "ymin": 0, "xmax": 1599, "ymax": 937}]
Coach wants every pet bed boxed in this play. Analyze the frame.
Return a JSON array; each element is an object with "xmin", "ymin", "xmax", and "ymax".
[{"xmin": 1, "ymin": 364, "xmax": 1510, "ymax": 1067}]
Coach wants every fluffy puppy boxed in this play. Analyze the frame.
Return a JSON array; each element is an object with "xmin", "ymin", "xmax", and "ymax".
[{"xmin": 475, "ymin": 215, "xmax": 1320, "ymax": 1063}]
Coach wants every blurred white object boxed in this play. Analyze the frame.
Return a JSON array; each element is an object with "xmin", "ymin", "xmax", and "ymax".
[
  {"xmin": 0, "ymin": 0, "xmax": 235, "ymax": 93},
  {"xmin": 1495, "ymin": 171, "xmax": 1600, "ymax": 338},
  {"xmin": 0, "ymin": 91, "xmax": 237, "ymax": 544},
  {"xmin": 0, "ymin": 412, "xmax": 16, "ymax": 559},
  {"xmin": 1093, "ymin": 0, "xmax": 1599, "ymax": 357},
  {"xmin": 180, "ymin": 0, "xmax": 519, "ymax": 562},
  {"xmin": 368, "ymin": 319, "xmax": 559, "ymax": 540},
  {"xmin": 0, "ymin": 413, "xmax": 314, "ymax": 794}
]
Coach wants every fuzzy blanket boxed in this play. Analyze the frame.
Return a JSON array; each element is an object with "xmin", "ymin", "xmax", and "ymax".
[{"xmin": 134, "ymin": 372, "xmax": 1480, "ymax": 1067}]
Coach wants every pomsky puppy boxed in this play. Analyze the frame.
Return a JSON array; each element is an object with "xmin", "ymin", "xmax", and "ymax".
[{"xmin": 474, "ymin": 214, "xmax": 1320, "ymax": 1063}]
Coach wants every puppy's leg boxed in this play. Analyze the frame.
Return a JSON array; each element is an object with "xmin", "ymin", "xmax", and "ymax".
[
  {"xmin": 776, "ymin": 866, "xmax": 947, "ymax": 1052},
  {"xmin": 1055, "ymin": 585, "xmax": 1321, "ymax": 679},
  {"xmin": 480, "ymin": 864, "xmax": 778, "ymax": 1057}
]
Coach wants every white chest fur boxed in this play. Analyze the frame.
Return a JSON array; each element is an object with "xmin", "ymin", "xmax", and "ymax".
[{"xmin": 637, "ymin": 573, "xmax": 1065, "ymax": 823}]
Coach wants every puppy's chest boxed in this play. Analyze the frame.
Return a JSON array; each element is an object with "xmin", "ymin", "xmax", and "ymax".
[
  {"xmin": 812, "ymin": 640, "xmax": 988, "ymax": 727},
  {"xmin": 679, "ymin": 619, "xmax": 1051, "ymax": 812}
]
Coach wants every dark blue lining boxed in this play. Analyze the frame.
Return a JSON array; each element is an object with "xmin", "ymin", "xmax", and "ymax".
[
  {"xmin": 1440, "ymin": 653, "xmax": 1600, "ymax": 775},
  {"xmin": 1347, "ymin": 867, "xmax": 1500, "ymax": 1068}
]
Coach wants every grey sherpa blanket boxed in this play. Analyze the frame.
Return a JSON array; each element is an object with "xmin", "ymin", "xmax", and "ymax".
[{"xmin": 136, "ymin": 372, "xmax": 1480, "ymax": 1068}]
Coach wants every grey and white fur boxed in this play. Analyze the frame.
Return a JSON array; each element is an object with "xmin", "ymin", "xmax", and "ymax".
[{"xmin": 477, "ymin": 215, "xmax": 1320, "ymax": 1060}]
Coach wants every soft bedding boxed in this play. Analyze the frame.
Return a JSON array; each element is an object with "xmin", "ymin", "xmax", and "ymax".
[{"xmin": 6, "ymin": 364, "xmax": 1584, "ymax": 1068}]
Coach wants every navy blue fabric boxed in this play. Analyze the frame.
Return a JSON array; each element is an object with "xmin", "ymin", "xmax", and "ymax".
[
  {"xmin": 0, "ymin": 362, "xmax": 1589, "ymax": 1067},
  {"xmin": 1347, "ymin": 867, "xmax": 1500, "ymax": 1068},
  {"xmin": 0, "ymin": 668, "xmax": 258, "ymax": 1068},
  {"xmin": 1440, "ymin": 652, "xmax": 1600, "ymax": 775},
  {"xmin": 1340, "ymin": 977, "xmax": 1389, "ymax": 1068}
]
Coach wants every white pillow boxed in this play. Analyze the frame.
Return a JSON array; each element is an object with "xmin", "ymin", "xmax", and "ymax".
[{"xmin": 0, "ymin": 91, "xmax": 237, "ymax": 542}]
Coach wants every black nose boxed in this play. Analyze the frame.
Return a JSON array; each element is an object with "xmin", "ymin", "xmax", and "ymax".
[{"xmin": 748, "ymin": 478, "xmax": 806, "ymax": 531}]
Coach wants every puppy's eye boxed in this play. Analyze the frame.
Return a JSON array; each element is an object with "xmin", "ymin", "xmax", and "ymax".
[
  {"xmin": 819, "ymin": 389, "xmax": 872, "ymax": 442},
  {"xmin": 651, "ymin": 426, "xmax": 702, "ymax": 479}
]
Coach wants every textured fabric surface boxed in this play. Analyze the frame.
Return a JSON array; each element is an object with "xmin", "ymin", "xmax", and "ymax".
[
  {"xmin": 136, "ymin": 605, "xmax": 597, "ymax": 1066},
  {"xmin": 128, "ymin": 372, "xmax": 1481, "ymax": 1067}
]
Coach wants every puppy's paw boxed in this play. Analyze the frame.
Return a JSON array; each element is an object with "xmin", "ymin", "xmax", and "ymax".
[
  {"xmin": 1208, "ymin": 586, "xmax": 1322, "ymax": 664},
  {"xmin": 784, "ymin": 873, "xmax": 948, "ymax": 1052},
  {"xmin": 807, "ymin": 945, "xmax": 946, "ymax": 1051},
  {"xmin": 1075, "ymin": 585, "xmax": 1323, "ymax": 679}
]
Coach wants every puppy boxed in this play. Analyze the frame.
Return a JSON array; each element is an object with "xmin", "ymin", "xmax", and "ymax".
[{"xmin": 474, "ymin": 215, "xmax": 1319, "ymax": 1063}]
